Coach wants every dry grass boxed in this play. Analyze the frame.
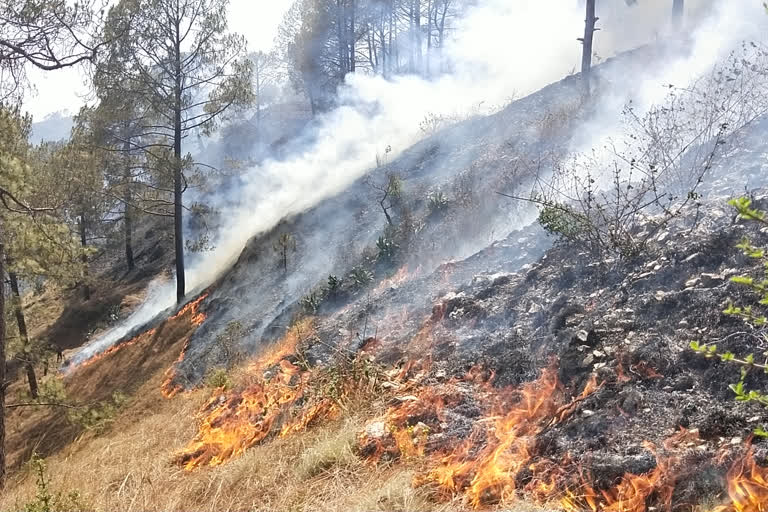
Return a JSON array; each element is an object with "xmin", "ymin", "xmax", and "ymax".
[
  {"xmin": 1, "ymin": 291, "xmax": 551, "ymax": 512},
  {"xmin": 0, "ymin": 381, "xmax": 458, "ymax": 512}
]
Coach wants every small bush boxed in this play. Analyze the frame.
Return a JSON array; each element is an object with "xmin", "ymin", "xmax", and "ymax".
[
  {"xmin": 211, "ymin": 321, "xmax": 246, "ymax": 365},
  {"xmin": 18, "ymin": 455, "xmax": 89, "ymax": 512},
  {"xmin": 326, "ymin": 274, "xmax": 342, "ymax": 297},
  {"xmin": 349, "ymin": 267, "xmax": 373, "ymax": 288},
  {"xmin": 300, "ymin": 291, "xmax": 322, "ymax": 314},
  {"xmin": 67, "ymin": 392, "xmax": 128, "ymax": 433},
  {"xmin": 376, "ymin": 234, "xmax": 399, "ymax": 262},
  {"xmin": 427, "ymin": 190, "xmax": 449, "ymax": 213},
  {"xmin": 690, "ymin": 198, "xmax": 768, "ymax": 437},
  {"xmin": 204, "ymin": 367, "xmax": 233, "ymax": 390}
]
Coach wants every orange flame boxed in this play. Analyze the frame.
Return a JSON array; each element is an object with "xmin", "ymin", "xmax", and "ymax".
[
  {"xmin": 159, "ymin": 294, "xmax": 209, "ymax": 397},
  {"xmin": 716, "ymin": 445, "xmax": 768, "ymax": 512},
  {"xmin": 177, "ymin": 318, "xmax": 351, "ymax": 470},
  {"xmin": 562, "ymin": 449, "xmax": 674, "ymax": 512},
  {"xmin": 73, "ymin": 293, "xmax": 208, "ymax": 375},
  {"xmin": 72, "ymin": 327, "xmax": 158, "ymax": 371}
]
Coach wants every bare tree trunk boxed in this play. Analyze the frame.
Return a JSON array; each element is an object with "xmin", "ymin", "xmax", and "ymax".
[
  {"xmin": 8, "ymin": 267, "xmax": 37, "ymax": 399},
  {"xmin": 123, "ymin": 137, "xmax": 135, "ymax": 272},
  {"xmin": 0, "ymin": 236, "xmax": 7, "ymax": 489},
  {"xmin": 349, "ymin": 0, "xmax": 356, "ymax": 73},
  {"xmin": 255, "ymin": 59, "xmax": 262, "ymax": 143},
  {"xmin": 580, "ymin": 0, "xmax": 598, "ymax": 88},
  {"xmin": 414, "ymin": 0, "xmax": 422, "ymax": 74},
  {"xmin": 426, "ymin": 0, "xmax": 432, "ymax": 77},
  {"xmin": 80, "ymin": 213, "xmax": 90, "ymax": 301},
  {"xmin": 337, "ymin": 0, "xmax": 347, "ymax": 76},
  {"xmin": 173, "ymin": 18, "xmax": 186, "ymax": 304},
  {"xmin": 672, "ymin": 0, "xmax": 684, "ymax": 28}
]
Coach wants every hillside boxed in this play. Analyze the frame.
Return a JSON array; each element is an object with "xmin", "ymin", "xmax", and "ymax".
[{"xmin": 5, "ymin": 35, "xmax": 768, "ymax": 512}]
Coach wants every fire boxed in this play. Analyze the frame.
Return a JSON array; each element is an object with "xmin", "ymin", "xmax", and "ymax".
[
  {"xmin": 72, "ymin": 293, "xmax": 209, "ymax": 374},
  {"xmin": 177, "ymin": 318, "xmax": 356, "ymax": 470},
  {"xmin": 419, "ymin": 368, "xmax": 563, "ymax": 507},
  {"xmin": 247, "ymin": 317, "xmax": 315, "ymax": 372},
  {"xmin": 373, "ymin": 265, "xmax": 411, "ymax": 294},
  {"xmin": 176, "ymin": 360, "xmax": 309, "ymax": 470},
  {"xmin": 158, "ymin": 294, "xmax": 209, "ymax": 397},
  {"xmin": 716, "ymin": 445, "xmax": 768, "ymax": 512},
  {"xmin": 561, "ymin": 447, "xmax": 674, "ymax": 512},
  {"xmin": 169, "ymin": 293, "xmax": 209, "ymax": 326},
  {"xmin": 72, "ymin": 327, "xmax": 158, "ymax": 371}
]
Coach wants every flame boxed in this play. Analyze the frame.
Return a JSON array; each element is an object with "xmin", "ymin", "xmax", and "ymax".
[
  {"xmin": 158, "ymin": 294, "xmax": 209, "ymax": 397},
  {"xmin": 176, "ymin": 362, "xmax": 309, "ymax": 470},
  {"xmin": 562, "ymin": 449, "xmax": 674, "ymax": 512},
  {"xmin": 373, "ymin": 265, "xmax": 410, "ymax": 294},
  {"xmin": 72, "ymin": 293, "xmax": 208, "ymax": 374},
  {"xmin": 716, "ymin": 445, "xmax": 768, "ymax": 512},
  {"xmin": 247, "ymin": 317, "xmax": 315, "ymax": 372},
  {"xmin": 420, "ymin": 368, "xmax": 562, "ymax": 507},
  {"xmin": 72, "ymin": 327, "xmax": 158, "ymax": 371},
  {"xmin": 177, "ymin": 318, "xmax": 360, "ymax": 470}
]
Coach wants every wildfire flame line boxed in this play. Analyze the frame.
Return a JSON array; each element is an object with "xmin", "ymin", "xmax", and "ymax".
[{"xmin": 71, "ymin": 293, "xmax": 208, "ymax": 375}]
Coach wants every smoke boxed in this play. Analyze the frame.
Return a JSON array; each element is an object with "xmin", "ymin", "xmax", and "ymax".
[{"xmin": 71, "ymin": 0, "xmax": 767, "ymax": 364}]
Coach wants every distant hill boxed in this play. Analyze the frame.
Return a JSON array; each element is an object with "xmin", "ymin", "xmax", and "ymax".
[{"xmin": 30, "ymin": 110, "xmax": 73, "ymax": 143}]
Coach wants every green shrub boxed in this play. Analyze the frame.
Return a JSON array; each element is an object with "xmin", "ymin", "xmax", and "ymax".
[
  {"xmin": 690, "ymin": 197, "xmax": 768, "ymax": 437},
  {"xmin": 349, "ymin": 267, "xmax": 373, "ymax": 288},
  {"xmin": 376, "ymin": 234, "xmax": 399, "ymax": 262},
  {"xmin": 326, "ymin": 274, "xmax": 342, "ymax": 297},
  {"xmin": 18, "ymin": 454, "xmax": 89, "ymax": 512},
  {"xmin": 300, "ymin": 291, "xmax": 322, "ymax": 314},
  {"xmin": 67, "ymin": 392, "xmax": 128, "ymax": 433},
  {"xmin": 204, "ymin": 367, "xmax": 233, "ymax": 390},
  {"xmin": 427, "ymin": 190, "xmax": 449, "ymax": 213}
]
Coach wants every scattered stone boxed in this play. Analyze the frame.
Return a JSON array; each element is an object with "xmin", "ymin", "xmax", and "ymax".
[{"xmin": 700, "ymin": 273, "xmax": 725, "ymax": 288}]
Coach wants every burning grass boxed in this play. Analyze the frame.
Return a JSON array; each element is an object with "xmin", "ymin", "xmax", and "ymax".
[{"xmin": 174, "ymin": 317, "xmax": 389, "ymax": 471}]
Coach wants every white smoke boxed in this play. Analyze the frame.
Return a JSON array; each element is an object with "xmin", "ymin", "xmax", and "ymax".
[{"xmin": 71, "ymin": 0, "xmax": 766, "ymax": 364}]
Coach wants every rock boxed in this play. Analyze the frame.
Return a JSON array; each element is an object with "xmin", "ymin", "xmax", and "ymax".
[
  {"xmin": 678, "ymin": 319, "xmax": 690, "ymax": 328},
  {"xmin": 672, "ymin": 374, "xmax": 695, "ymax": 391},
  {"xmin": 683, "ymin": 252, "xmax": 702, "ymax": 263},
  {"xmin": 684, "ymin": 277, "xmax": 701, "ymax": 289},
  {"xmin": 621, "ymin": 390, "xmax": 643, "ymax": 415},
  {"xmin": 363, "ymin": 421, "xmax": 388, "ymax": 439},
  {"xmin": 700, "ymin": 273, "xmax": 725, "ymax": 288}
]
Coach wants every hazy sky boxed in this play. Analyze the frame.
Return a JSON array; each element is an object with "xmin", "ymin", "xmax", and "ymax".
[{"xmin": 25, "ymin": 0, "xmax": 292, "ymax": 120}]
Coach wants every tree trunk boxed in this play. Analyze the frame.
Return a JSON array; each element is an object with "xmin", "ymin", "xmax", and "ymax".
[
  {"xmin": 414, "ymin": 0, "xmax": 422, "ymax": 74},
  {"xmin": 426, "ymin": 0, "xmax": 432, "ymax": 77},
  {"xmin": 672, "ymin": 0, "xmax": 684, "ymax": 28},
  {"xmin": 123, "ymin": 137, "xmax": 135, "ymax": 272},
  {"xmin": 337, "ymin": 0, "xmax": 347, "ymax": 76},
  {"xmin": 255, "ymin": 59, "xmax": 262, "ymax": 142},
  {"xmin": 8, "ymin": 268, "xmax": 37, "ymax": 399},
  {"xmin": 80, "ymin": 213, "xmax": 90, "ymax": 301},
  {"xmin": 580, "ymin": 0, "xmax": 598, "ymax": 86},
  {"xmin": 0, "ymin": 237, "xmax": 7, "ymax": 489},
  {"xmin": 174, "ymin": 19, "xmax": 186, "ymax": 305},
  {"xmin": 349, "ymin": 0, "xmax": 356, "ymax": 73}
]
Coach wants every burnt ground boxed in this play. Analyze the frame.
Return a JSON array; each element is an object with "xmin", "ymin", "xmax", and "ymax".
[
  {"xmin": 67, "ymin": 41, "xmax": 768, "ymax": 508},
  {"xmin": 300, "ymin": 193, "xmax": 768, "ymax": 505}
]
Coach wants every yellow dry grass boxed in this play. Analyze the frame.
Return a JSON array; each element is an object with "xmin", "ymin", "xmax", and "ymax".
[
  {"xmin": 0, "ymin": 374, "xmax": 456, "ymax": 512},
  {"xmin": 1, "ymin": 292, "xmax": 552, "ymax": 512}
]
